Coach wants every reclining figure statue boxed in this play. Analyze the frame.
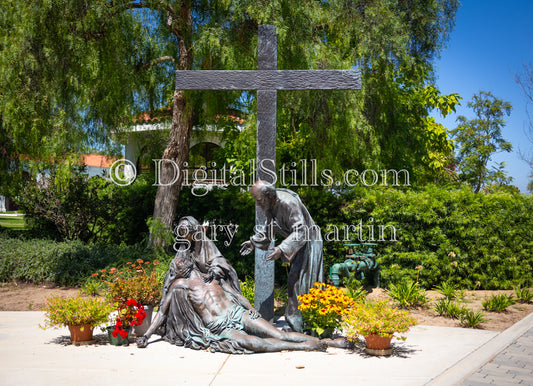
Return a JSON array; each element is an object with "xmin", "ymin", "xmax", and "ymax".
[{"xmin": 137, "ymin": 217, "xmax": 346, "ymax": 354}]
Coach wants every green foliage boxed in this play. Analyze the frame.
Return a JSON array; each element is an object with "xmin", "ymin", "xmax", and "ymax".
[
  {"xmin": 514, "ymin": 286, "xmax": 533, "ymax": 303},
  {"xmin": 452, "ymin": 91, "xmax": 513, "ymax": 192},
  {"xmin": 342, "ymin": 274, "xmax": 367, "ymax": 303},
  {"xmin": 434, "ymin": 282, "xmax": 463, "ymax": 301},
  {"xmin": 1, "ymin": 0, "xmax": 462, "ymax": 241},
  {"xmin": 239, "ymin": 276, "xmax": 255, "ymax": 308},
  {"xmin": 459, "ymin": 309, "xmax": 486, "ymax": 329},
  {"xmin": 482, "ymin": 294, "xmax": 516, "ymax": 312},
  {"xmin": 298, "ymin": 283, "xmax": 355, "ymax": 337},
  {"xmin": 41, "ymin": 295, "xmax": 114, "ymax": 329},
  {"xmin": 386, "ymin": 281, "xmax": 428, "ymax": 309},
  {"xmin": 103, "ymin": 174, "xmax": 157, "ymax": 245},
  {"xmin": 334, "ymin": 184, "xmax": 533, "ymax": 290},
  {"xmin": 80, "ymin": 278, "xmax": 106, "ymax": 297},
  {"xmin": 275, "ymin": 284, "xmax": 288, "ymax": 306},
  {"xmin": 0, "ymin": 234, "xmax": 150, "ymax": 286},
  {"xmin": 433, "ymin": 299, "xmax": 466, "ymax": 319},
  {"xmin": 94, "ymin": 260, "xmax": 162, "ymax": 307},
  {"xmin": 147, "ymin": 216, "xmax": 175, "ymax": 257},
  {"xmin": 16, "ymin": 165, "xmax": 115, "ymax": 242},
  {"xmin": 15, "ymin": 166, "xmax": 157, "ymax": 245},
  {"xmin": 0, "ymin": 0, "xmax": 141, "ymax": 194},
  {"xmin": 175, "ymin": 185, "xmax": 256, "ymax": 278},
  {"xmin": 341, "ymin": 300, "xmax": 417, "ymax": 340},
  {"xmin": 433, "ymin": 295, "xmax": 486, "ymax": 328}
]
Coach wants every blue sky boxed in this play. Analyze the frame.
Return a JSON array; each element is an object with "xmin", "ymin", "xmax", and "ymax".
[{"xmin": 432, "ymin": 0, "xmax": 533, "ymax": 193}]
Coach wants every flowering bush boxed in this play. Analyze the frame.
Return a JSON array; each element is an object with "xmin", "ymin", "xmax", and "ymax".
[
  {"xmin": 41, "ymin": 295, "xmax": 114, "ymax": 329},
  {"xmin": 297, "ymin": 282, "xmax": 355, "ymax": 337},
  {"xmin": 341, "ymin": 300, "xmax": 418, "ymax": 342},
  {"xmin": 111, "ymin": 298, "xmax": 146, "ymax": 339},
  {"xmin": 93, "ymin": 259, "xmax": 161, "ymax": 306}
]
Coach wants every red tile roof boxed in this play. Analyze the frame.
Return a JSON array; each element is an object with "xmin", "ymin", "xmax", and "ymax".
[
  {"xmin": 81, "ymin": 154, "xmax": 116, "ymax": 168},
  {"xmin": 133, "ymin": 107, "xmax": 245, "ymax": 125}
]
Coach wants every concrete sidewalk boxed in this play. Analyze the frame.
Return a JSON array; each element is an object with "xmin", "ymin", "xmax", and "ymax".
[{"xmin": 0, "ymin": 311, "xmax": 531, "ymax": 385}]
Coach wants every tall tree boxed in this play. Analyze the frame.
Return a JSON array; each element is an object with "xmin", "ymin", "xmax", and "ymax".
[
  {"xmin": 218, "ymin": 1, "xmax": 460, "ymax": 184},
  {"xmin": 452, "ymin": 91, "xmax": 513, "ymax": 193},
  {"xmin": 1, "ymin": 0, "xmax": 459, "ymax": 243}
]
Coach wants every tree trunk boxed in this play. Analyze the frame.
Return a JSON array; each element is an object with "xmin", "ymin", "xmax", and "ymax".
[
  {"xmin": 151, "ymin": 0, "xmax": 192, "ymax": 247},
  {"xmin": 151, "ymin": 88, "xmax": 192, "ymax": 234}
]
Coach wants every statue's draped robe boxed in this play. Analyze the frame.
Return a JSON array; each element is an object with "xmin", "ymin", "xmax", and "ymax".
[
  {"xmin": 250, "ymin": 188, "xmax": 324, "ymax": 332},
  {"xmin": 162, "ymin": 284, "xmax": 252, "ymax": 354},
  {"xmin": 158, "ymin": 216, "xmax": 251, "ymax": 353}
]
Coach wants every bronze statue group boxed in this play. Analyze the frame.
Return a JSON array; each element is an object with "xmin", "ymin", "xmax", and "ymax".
[{"xmin": 137, "ymin": 181, "xmax": 347, "ymax": 353}]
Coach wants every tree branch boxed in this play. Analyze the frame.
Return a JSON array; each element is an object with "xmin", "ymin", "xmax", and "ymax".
[
  {"xmin": 107, "ymin": 0, "xmax": 171, "ymax": 17},
  {"xmin": 106, "ymin": 1, "xmax": 183, "ymax": 42},
  {"xmin": 136, "ymin": 56, "xmax": 177, "ymax": 71}
]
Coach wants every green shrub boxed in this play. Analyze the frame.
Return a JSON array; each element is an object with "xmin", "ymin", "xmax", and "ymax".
[
  {"xmin": 175, "ymin": 185, "xmax": 256, "ymax": 279},
  {"xmin": 0, "ymin": 234, "xmax": 152, "ymax": 286},
  {"xmin": 459, "ymin": 309, "xmax": 486, "ymax": 328},
  {"xmin": 41, "ymin": 295, "xmax": 114, "ymax": 329},
  {"xmin": 80, "ymin": 278, "xmax": 106, "ymax": 296},
  {"xmin": 275, "ymin": 284, "xmax": 288, "ymax": 305},
  {"xmin": 239, "ymin": 276, "xmax": 255, "ymax": 307},
  {"xmin": 482, "ymin": 294, "xmax": 516, "ymax": 312},
  {"xmin": 6, "ymin": 178, "xmax": 532, "ymax": 290},
  {"xmin": 15, "ymin": 168, "xmax": 157, "ymax": 245},
  {"xmin": 433, "ymin": 299, "xmax": 466, "ymax": 318},
  {"xmin": 342, "ymin": 274, "xmax": 367, "ymax": 302},
  {"xmin": 386, "ymin": 280, "xmax": 428, "ymax": 309},
  {"xmin": 434, "ymin": 282, "xmax": 463, "ymax": 301},
  {"xmin": 16, "ymin": 166, "xmax": 118, "ymax": 242},
  {"xmin": 514, "ymin": 286, "xmax": 533, "ymax": 303},
  {"xmin": 318, "ymin": 184, "xmax": 532, "ymax": 290}
]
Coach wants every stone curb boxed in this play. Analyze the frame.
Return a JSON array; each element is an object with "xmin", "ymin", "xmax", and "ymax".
[{"xmin": 426, "ymin": 312, "xmax": 533, "ymax": 385}]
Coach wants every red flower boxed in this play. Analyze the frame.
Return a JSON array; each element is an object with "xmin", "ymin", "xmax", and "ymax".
[
  {"xmin": 111, "ymin": 298, "xmax": 145, "ymax": 339},
  {"xmin": 126, "ymin": 298, "xmax": 136, "ymax": 307}
]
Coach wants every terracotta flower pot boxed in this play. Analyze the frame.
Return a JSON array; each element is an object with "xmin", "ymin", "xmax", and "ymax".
[
  {"xmin": 68, "ymin": 324, "xmax": 94, "ymax": 344},
  {"xmin": 364, "ymin": 334, "xmax": 393, "ymax": 356}
]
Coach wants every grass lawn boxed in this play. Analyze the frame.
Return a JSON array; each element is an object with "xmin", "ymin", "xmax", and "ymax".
[{"xmin": 0, "ymin": 213, "xmax": 27, "ymax": 230}]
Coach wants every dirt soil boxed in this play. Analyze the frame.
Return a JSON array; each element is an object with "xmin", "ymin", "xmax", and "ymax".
[{"xmin": 1, "ymin": 282, "xmax": 532, "ymax": 332}]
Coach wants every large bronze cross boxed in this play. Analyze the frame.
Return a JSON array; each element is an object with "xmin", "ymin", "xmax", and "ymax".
[{"xmin": 176, "ymin": 25, "xmax": 361, "ymax": 320}]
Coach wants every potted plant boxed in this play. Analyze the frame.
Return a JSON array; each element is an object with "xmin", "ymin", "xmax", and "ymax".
[
  {"xmin": 297, "ymin": 282, "xmax": 355, "ymax": 338},
  {"xmin": 341, "ymin": 300, "xmax": 418, "ymax": 356},
  {"xmin": 106, "ymin": 298, "xmax": 146, "ymax": 346},
  {"xmin": 94, "ymin": 259, "xmax": 161, "ymax": 336},
  {"xmin": 41, "ymin": 295, "xmax": 114, "ymax": 344}
]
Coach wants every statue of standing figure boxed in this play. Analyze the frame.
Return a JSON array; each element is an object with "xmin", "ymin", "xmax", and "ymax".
[
  {"xmin": 240, "ymin": 181, "xmax": 324, "ymax": 333},
  {"xmin": 137, "ymin": 216, "xmax": 343, "ymax": 353}
]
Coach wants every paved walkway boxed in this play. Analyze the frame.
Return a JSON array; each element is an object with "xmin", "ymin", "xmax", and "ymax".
[
  {"xmin": 0, "ymin": 311, "xmax": 531, "ymax": 385},
  {"xmin": 461, "ymin": 326, "xmax": 533, "ymax": 385}
]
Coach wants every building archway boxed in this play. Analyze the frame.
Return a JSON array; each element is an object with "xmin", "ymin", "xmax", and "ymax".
[{"xmin": 189, "ymin": 142, "xmax": 222, "ymax": 168}]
